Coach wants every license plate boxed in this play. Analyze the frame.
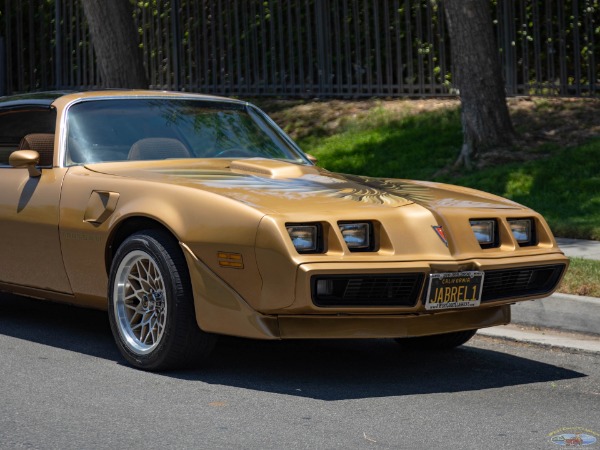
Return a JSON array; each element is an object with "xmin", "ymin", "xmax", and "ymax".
[{"xmin": 424, "ymin": 271, "xmax": 484, "ymax": 310}]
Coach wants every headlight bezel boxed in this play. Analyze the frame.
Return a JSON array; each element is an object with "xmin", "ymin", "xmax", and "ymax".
[
  {"xmin": 469, "ymin": 219, "xmax": 498, "ymax": 249},
  {"xmin": 508, "ymin": 218, "xmax": 536, "ymax": 247},
  {"xmin": 338, "ymin": 221, "xmax": 375, "ymax": 252},
  {"xmin": 286, "ymin": 223, "xmax": 323, "ymax": 254}
]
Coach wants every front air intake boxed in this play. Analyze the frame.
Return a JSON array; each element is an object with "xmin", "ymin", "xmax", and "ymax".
[
  {"xmin": 481, "ymin": 264, "xmax": 566, "ymax": 302},
  {"xmin": 311, "ymin": 273, "xmax": 424, "ymax": 307}
]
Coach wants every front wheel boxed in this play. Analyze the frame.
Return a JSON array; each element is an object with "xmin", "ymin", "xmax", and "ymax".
[
  {"xmin": 394, "ymin": 329, "xmax": 477, "ymax": 351},
  {"xmin": 108, "ymin": 230, "xmax": 216, "ymax": 371}
]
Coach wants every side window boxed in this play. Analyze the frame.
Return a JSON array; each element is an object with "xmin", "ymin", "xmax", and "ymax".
[{"xmin": 0, "ymin": 107, "xmax": 56, "ymax": 165}]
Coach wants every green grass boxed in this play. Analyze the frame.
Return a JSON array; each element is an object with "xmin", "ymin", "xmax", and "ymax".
[
  {"xmin": 299, "ymin": 107, "xmax": 462, "ymax": 180},
  {"xmin": 446, "ymin": 139, "xmax": 600, "ymax": 240},
  {"xmin": 297, "ymin": 106, "xmax": 600, "ymax": 240},
  {"xmin": 559, "ymin": 258, "xmax": 600, "ymax": 297}
]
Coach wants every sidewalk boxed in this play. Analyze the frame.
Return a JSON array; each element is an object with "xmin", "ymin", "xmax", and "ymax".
[
  {"xmin": 555, "ymin": 237, "xmax": 600, "ymax": 260},
  {"xmin": 479, "ymin": 237, "xmax": 600, "ymax": 353}
]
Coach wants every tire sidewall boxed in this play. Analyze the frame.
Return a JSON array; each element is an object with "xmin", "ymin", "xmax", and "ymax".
[{"xmin": 108, "ymin": 231, "xmax": 186, "ymax": 370}]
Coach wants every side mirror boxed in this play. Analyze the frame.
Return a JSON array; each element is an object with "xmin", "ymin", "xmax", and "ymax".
[
  {"xmin": 306, "ymin": 153, "xmax": 318, "ymax": 165},
  {"xmin": 9, "ymin": 150, "xmax": 42, "ymax": 177}
]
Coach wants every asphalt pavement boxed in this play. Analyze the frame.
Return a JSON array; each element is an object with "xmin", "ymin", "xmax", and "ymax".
[
  {"xmin": 479, "ymin": 237, "xmax": 600, "ymax": 352},
  {"xmin": 1, "ymin": 306, "xmax": 598, "ymax": 450}
]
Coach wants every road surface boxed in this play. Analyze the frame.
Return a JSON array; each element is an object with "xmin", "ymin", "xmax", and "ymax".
[{"xmin": 1, "ymin": 294, "xmax": 599, "ymax": 449}]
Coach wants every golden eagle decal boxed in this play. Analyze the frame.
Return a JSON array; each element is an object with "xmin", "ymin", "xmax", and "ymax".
[{"xmin": 153, "ymin": 169, "xmax": 435, "ymax": 206}]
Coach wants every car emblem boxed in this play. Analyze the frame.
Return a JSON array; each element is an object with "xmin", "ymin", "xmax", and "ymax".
[{"xmin": 432, "ymin": 225, "xmax": 448, "ymax": 246}]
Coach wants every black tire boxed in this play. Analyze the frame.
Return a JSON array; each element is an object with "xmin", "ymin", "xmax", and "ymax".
[
  {"xmin": 394, "ymin": 329, "xmax": 477, "ymax": 351},
  {"xmin": 108, "ymin": 229, "xmax": 216, "ymax": 371}
]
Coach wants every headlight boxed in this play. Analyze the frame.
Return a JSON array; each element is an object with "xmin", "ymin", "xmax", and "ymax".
[
  {"xmin": 509, "ymin": 219, "xmax": 533, "ymax": 245},
  {"xmin": 286, "ymin": 224, "xmax": 320, "ymax": 253},
  {"xmin": 338, "ymin": 222, "xmax": 373, "ymax": 251},
  {"xmin": 470, "ymin": 219, "xmax": 496, "ymax": 247}
]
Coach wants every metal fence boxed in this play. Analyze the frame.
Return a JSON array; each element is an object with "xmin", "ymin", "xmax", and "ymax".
[{"xmin": 0, "ymin": 0, "xmax": 598, "ymax": 97}]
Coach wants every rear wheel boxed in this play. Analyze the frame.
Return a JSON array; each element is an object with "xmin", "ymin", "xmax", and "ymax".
[
  {"xmin": 108, "ymin": 230, "xmax": 216, "ymax": 371},
  {"xmin": 394, "ymin": 329, "xmax": 477, "ymax": 351}
]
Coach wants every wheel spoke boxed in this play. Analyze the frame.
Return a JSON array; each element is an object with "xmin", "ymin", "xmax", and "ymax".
[{"xmin": 114, "ymin": 249, "xmax": 169, "ymax": 355}]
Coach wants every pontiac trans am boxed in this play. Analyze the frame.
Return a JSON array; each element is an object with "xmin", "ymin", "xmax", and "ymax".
[{"xmin": 0, "ymin": 91, "xmax": 568, "ymax": 370}]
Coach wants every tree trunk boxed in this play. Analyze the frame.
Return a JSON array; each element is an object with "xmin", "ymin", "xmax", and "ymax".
[
  {"xmin": 443, "ymin": 0, "xmax": 516, "ymax": 169},
  {"xmin": 81, "ymin": 0, "xmax": 148, "ymax": 88}
]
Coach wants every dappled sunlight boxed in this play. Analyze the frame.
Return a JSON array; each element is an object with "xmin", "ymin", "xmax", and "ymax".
[
  {"xmin": 307, "ymin": 108, "xmax": 462, "ymax": 180},
  {"xmin": 504, "ymin": 170, "xmax": 535, "ymax": 197}
]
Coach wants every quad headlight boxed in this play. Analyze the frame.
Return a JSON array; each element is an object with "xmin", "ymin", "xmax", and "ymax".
[
  {"xmin": 508, "ymin": 218, "xmax": 534, "ymax": 245},
  {"xmin": 338, "ymin": 222, "xmax": 373, "ymax": 251},
  {"xmin": 286, "ymin": 224, "xmax": 320, "ymax": 253},
  {"xmin": 470, "ymin": 219, "xmax": 496, "ymax": 247}
]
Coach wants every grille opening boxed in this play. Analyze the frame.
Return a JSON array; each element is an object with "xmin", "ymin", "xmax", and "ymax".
[
  {"xmin": 312, "ymin": 274, "xmax": 424, "ymax": 307},
  {"xmin": 481, "ymin": 264, "xmax": 565, "ymax": 302}
]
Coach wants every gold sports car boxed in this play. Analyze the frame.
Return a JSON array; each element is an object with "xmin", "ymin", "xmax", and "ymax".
[{"xmin": 0, "ymin": 91, "xmax": 568, "ymax": 371}]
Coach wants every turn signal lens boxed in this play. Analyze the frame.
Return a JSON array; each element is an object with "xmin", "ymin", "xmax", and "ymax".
[
  {"xmin": 286, "ymin": 224, "xmax": 319, "ymax": 253},
  {"xmin": 470, "ymin": 219, "xmax": 496, "ymax": 247},
  {"xmin": 339, "ymin": 222, "xmax": 372, "ymax": 251},
  {"xmin": 509, "ymin": 219, "xmax": 533, "ymax": 245}
]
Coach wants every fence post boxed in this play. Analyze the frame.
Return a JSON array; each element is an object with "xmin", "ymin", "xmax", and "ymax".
[
  {"xmin": 315, "ymin": 0, "xmax": 328, "ymax": 96},
  {"xmin": 0, "ymin": 36, "xmax": 6, "ymax": 96},
  {"xmin": 55, "ymin": 1, "xmax": 63, "ymax": 89},
  {"xmin": 500, "ymin": 0, "xmax": 515, "ymax": 95},
  {"xmin": 171, "ymin": 0, "xmax": 181, "ymax": 90}
]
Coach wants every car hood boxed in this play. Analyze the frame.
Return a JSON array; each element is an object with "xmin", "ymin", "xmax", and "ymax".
[{"xmin": 85, "ymin": 158, "xmax": 525, "ymax": 214}]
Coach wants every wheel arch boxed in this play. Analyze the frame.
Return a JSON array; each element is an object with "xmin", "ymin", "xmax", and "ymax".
[{"xmin": 105, "ymin": 216, "xmax": 181, "ymax": 275}]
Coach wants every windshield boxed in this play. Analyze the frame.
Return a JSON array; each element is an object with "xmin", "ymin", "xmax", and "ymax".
[{"xmin": 65, "ymin": 98, "xmax": 309, "ymax": 165}]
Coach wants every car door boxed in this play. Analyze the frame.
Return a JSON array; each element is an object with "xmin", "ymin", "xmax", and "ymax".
[{"xmin": 0, "ymin": 106, "xmax": 72, "ymax": 294}]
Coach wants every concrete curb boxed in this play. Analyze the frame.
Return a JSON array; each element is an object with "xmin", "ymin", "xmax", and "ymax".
[
  {"xmin": 510, "ymin": 293, "xmax": 600, "ymax": 336},
  {"xmin": 479, "ymin": 293, "xmax": 600, "ymax": 354},
  {"xmin": 478, "ymin": 324, "xmax": 600, "ymax": 354}
]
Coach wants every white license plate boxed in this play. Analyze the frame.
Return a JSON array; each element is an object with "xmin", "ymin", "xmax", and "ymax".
[{"xmin": 424, "ymin": 271, "xmax": 484, "ymax": 310}]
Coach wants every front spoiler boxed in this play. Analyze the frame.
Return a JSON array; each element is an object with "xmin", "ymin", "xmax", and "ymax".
[{"xmin": 277, "ymin": 305, "xmax": 511, "ymax": 339}]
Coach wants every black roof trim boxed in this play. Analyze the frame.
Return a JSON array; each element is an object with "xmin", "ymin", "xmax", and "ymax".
[{"xmin": 0, "ymin": 91, "xmax": 73, "ymax": 108}]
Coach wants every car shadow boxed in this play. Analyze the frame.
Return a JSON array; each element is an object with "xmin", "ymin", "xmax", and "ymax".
[
  {"xmin": 0, "ymin": 293, "xmax": 119, "ymax": 361},
  {"xmin": 0, "ymin": 294, "xmax": 587, "ymax": 401}
]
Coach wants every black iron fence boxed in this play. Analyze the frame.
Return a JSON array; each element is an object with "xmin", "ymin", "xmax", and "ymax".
[{"xmin": 0, "ymin": 0, "xmax": 598, "ymax": 97}]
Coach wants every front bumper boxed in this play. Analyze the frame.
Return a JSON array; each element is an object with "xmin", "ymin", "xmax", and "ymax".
[
  {"xmin": 284, "ymin": 253, "xmax": 568, "ymax": 314},
  {"xmin": 182, "ymin": 243, "xmax": 566, "ymax": 340}
]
